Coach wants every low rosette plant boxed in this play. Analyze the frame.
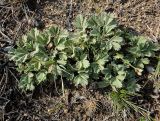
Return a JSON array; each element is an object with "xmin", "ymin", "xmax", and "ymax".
[{"xmin": 9, "ymin": 13, "xmax": 160, "ymax": 91}]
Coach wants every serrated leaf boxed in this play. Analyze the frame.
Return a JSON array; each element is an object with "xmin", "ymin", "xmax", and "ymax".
[
  {"xmin": 9, "ymin": 48, "xmax": 29, "ymax": 63},
  {"xmin": 59, "ymin": 29, "xmax": 68, "ymax": 38},
  {"xmin": 30, "ymin": 44, "xmax": 40, "ymax": 56},
  {"xmin": 111, "ymin": 36, "xmax": 123, "ymax": 43},
  {"xmin": 36, "ymin": 33, "xmax": 48, "ymax": 45},
  {"xmin": 82, "ymin": 59, "xmax": 90, "ymax": 68},
  {"xmin": 114, "ymin": 53, "xmax": 124, "ymax": 59},
  {"xmin": 76, "ymin": 61, "xmax": 83, "ymax": 70},
  {"xmin": 112, "ymin": 78, "xmax": 123, "ymax": 88},
  {"xmin": 74, "ymin": 73, "xmax": 89, "ymax": 86},
  {"xmin": 104, "ymin": 24, "xmax": 117, "ymax": 35},
  {"xmin": 54, "ymin": 38, "xmax": 67, "ymax": 50},
  {"xmin": 74, "ymin": 14, "xmax": 87, "ymax": 31},
  {"xmin": 90, "ymin": 27, "xmax": 101, "ymax": 37},
  {"xmin": 96, "ymin": 53, "xmax": 108, "ymax": 65},
  {"xmin": 110, "ymin": 36, "xmax": 123, "ymax": 51},
  {"xmin": 36, "ymin": 72, "xmax": 47, "ymax": 84},
  {"xmin": 27, "ymin": 28, "xmax": 39, "ymax": 42},
  {"xmin": 19, "ymin": 74, "xmax": 35, "ymax": 91},
  {"xmin": 126, "ymin": 80, "xmax": 141, "ymax": 92},
  {"xmin": 90, "ymin": 63, "xmax": 100, "ymax": 74},
  {"xmin": 116, "ymin": 73, "xmax": 126, "ymax": 81},
  {"xmin": 128, "ymin": 36, "xmax": 159, "ymax": 57},
  {"xmin": 48, "ymin": 26, "xmax": 60, "ymax": 36},
  {"xmin": 141, "ymin": 58, "xmax": 149, "ymax": 64},
  {"xmin": 59, "ymin": 52, "xmax": 67, "ymax": 60},
  {"xmin": 57, "ymin": 60, "xmax": 67, "ymax": 65},
  {"xmin": 112, "ymin": 42, "xmax": 121, "ymax": 51},
  {"xmin": 76, "ymin": 54, "xmax": 90, "ymax": 69},
  {"xmin": 30, "ymin": 57, "xmax": 42, "ymax": 71},
  {"xmin": 88, "ymin": 15, "xmax": 98, "ymax": 27},
  {"xmin": 105, "ymin": 41, "xmax": 112, "ymax": 50}
]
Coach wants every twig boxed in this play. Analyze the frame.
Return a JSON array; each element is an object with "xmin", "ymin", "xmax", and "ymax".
[
  {"xmin": 0, "ymin": 97, "xmax": 10, "ymax": 106},
  {"xmin": 54, "ymin": 77, "xmax": 60, "ymax": 96},
  {"xmin": 0, "ymin": 70, "xmax": 5, "ymax": 90},
  {"xmin": 155, "ymin": 20, "xmax": 160, "ymax": 40},
  {"xmin": 66, "ymin": 0, "xmax": 73, "ymax": 31},
  {"xmin": 8, "ymin": 68, "xmax": 27, "ymax": 98},
  {"xmin": 8, "ymin": 68, "xmax": 19, "ymax": 83},
  {"xmin": 0, "ymin": 70, "xmax": 5, "ymax": 96},
  {"xmin": 0, "ymin": 96, "xmax": 10, "ymax": 121},
  {"xmin": 61, "ymin": 76, "xmax": 65, "ymax": 97},
  {"xmin": 146, "ymin": 24, "xmax": 159, "ymax": 43},
  {"xmin": 0, "ymin": 30, "xmax": 13, "ymax": 44},
  {"xmin": 0, "ymin": 67, "xmax": 8, "ymax": 96},
  {"xmin": 13, "ymin": 22, "xmax": 22, "ymax": 40}
]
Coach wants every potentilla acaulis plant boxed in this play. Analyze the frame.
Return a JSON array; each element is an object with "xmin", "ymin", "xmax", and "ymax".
[{"xmin": 9, "ymin": 12, "xmax": 160, "ymax": 91}]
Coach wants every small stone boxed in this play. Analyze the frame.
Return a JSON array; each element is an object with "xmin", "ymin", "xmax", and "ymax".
[{"xmin": 146, "ymin": 66, "xmax": 155, "ymax": 73}]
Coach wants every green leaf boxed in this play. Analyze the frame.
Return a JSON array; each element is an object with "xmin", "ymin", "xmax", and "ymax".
[
  {"xmin": 114, "ymin": 53, "xmax": 124, "ymax": 59},
  {"xmin": 128, "ymin": 36, "xmax": 158, "ymax": 57},
  {"xmin": 104, "ymin": 24, "xmax": 117, "ymax": 35},
  {"xmin": 55, "ymin": 38, "xmax": 66, "ymax": 50},
  {"xmin": 36, "ymin": 33, "xmax": 48, "ymax": 45},
  {"xmin": 112, "ymin": 78, "xmax": 123, "ymax": 88},
  {"xmin": 9, "ymin": 48, "xmax": 29, "ymax": 63},
  {"xmin": 59, "ymin": 52, "xmax": 68, "ymax": 60},
  {"xmin": 88, "ymin": 15, "xmax": 98, "ymax": 27},
  {"xmin": 30, "ymin": 57, "xmax": 42, "ymax": 71},
  {"xmin": 141, "ymin": 58, "xmax": 149, "ymax": 64},
  {"xmin": 30, "ymin": 44, "xmax": 40, "ymax": 56},
  {"xmin": 82, "ymin": 59, "xmax": 90, "ymax": 68},
  {"xmin": 57, "ymin": 60, "xmax": 67, "ymax": 65},
  {"xmin": 76, "ymin": 54, "xmax": 90, "ymax": 69},
  {"xmin": 104, "ymin": 41, "xmax": 112, "ymax": 51},
  {"xmin": 95, "ymin": 52, "xmax": 109, "ymax": 69},
  {"xmin": 88, "ymin": 13, "xmax": 116, "ymax": 36},
  {"xmin": 116, "ymin": 72, "xmax": 126, "ymax": 81},
  {"xmin": 73, "ymin": 73, "xmax": 89, "ymax": 86},
  {"xmin": 27, "ymin": 28, "xmax": 39, "ymax": 42},
  {"xmin": 126, "ymin": 80, "xmax": 141, "ymax": 92},
  {"xmin": 112, "ymin": 42, "xmax": 121, "ymax": 51},
  {"xmin": 90, "ymin": 63, "xmax": 100, "ymax": 74},
  {"xmin": 48, "ymin": 26, "xmax": 60, "ymax": 37},
  {"xmin": 19, "ymin": 73, "xmax": 35, "ymax": 91},
  {"xmin": 88, "ymin": 13, "xmax": 115, "ymax": 27},
  {"xmin": 76, "ymin": 61, "xmax": 83, "ymax": 70},
  {"xmin": 74, "ymin": 14, "xmax": 87, "ymax": 31},
  {"xmin": 59, "ymin": 29, "xmax": 68, "ymax": 38},
  {"xmin": 36, "ymin": 71, "xmax": 47, "ymax": 84},
  {"xmin": 110, "ymin": 36, "xmax": 123, "ymax": 51},
  {"xmin": 90, "ymin": 27, "xmax": 101, "ymax": 37}
]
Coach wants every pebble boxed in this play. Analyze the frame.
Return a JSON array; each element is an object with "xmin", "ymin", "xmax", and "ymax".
[{"xmin": 146, "ymin": 66, "xmax": 155, "ymax": 73}]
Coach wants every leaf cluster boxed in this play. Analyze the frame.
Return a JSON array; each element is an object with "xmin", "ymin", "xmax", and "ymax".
[{"xmin": 9, "ymin": 13, "xmax": 160, "ymax": 91}]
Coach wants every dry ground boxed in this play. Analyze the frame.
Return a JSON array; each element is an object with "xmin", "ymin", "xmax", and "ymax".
[{"xmin": 0, "ymin": 0, "xmax": 160, "ymax": 121}]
